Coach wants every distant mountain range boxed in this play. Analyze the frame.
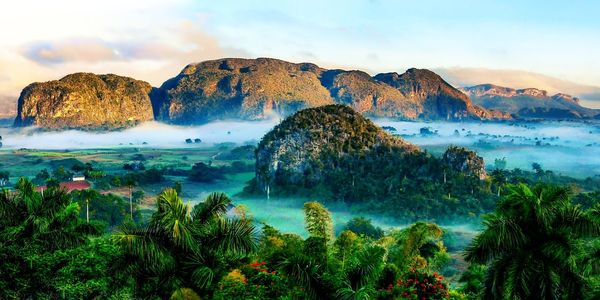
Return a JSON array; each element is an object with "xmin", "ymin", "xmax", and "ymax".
[
  {"xmin": 9, "ymin": 57, "xmax": 599, "ymax": 130},
  {"xmin": 461, "ymin": 84, "xmax": 599, "ymax": 119}
]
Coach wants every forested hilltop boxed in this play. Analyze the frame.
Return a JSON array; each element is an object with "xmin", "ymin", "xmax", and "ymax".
[{"xmin": 246, "ymin": 105, "xmax": 492, "ymax": 222}]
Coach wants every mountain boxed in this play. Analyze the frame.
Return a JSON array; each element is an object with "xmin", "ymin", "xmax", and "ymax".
[
  {"xmin": 154, "ymin": 58, "xmax": 508, "ymax": 124},
  {"xmin": 13, "ymin": 73, "xmax": 155, "ymax": 130},
  {"xmin": 12, "ymin": 58, "xmax": 511, "ymax": 130},
  {"xmin": 462, "ymin": 84, "xmax": 599, "ymax": 119},
  {"xmin": 152, "ymin": 58, "xmax": 334, "ymax": 124},
  {"xmin": 250, "ymin": 104, "xmax": 487, "ymax": 207}
]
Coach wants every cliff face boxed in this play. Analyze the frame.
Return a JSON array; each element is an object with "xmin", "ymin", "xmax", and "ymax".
[
  {"xmin": 462, "ymin": 84, "xmax": 599, "ymax": 119},
  {"xmin": 14, "ymin": 73, "xmax": 154, "ymax": 130},
  {"xmin": 13, "ymin": 58, "xmax": 514, "ymax": 130},
  {"xmin": 373, "ymin": 69, "xmax": 510, "ymax": 120},
  {"xmin": 156, "ymin": 58, "xmax": 508, "ymax": 124},
  {"xmin": 153, "ymin": 58, "xmax": 334, "ymax": 124}
]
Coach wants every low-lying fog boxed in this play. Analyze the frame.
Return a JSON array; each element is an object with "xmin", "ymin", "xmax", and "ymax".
[{"xmin": 1, "ymin": 119, "xmax": 599, "ymax": 178}]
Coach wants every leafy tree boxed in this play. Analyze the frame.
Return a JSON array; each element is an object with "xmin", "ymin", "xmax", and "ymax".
[
  {"xmin": 389, "ymin": 222, "xmax": 449, "ymax": 274},
  {"xmin": 304, "ymin": 201, "xmax": 333, "ymax": 242},
  {"xmin": 114, "ymin": 189, "xmax": 257, "ymax": 298},
  {"xmin": 344, "ymin": 217, "xmax": 384, "ymax": 239},
  {"xmin": 465, "ymin": 184, "xmax": 600, "ymax": 299},
  {"xmin": 188, "ymin": 162, "xmax": 225, "ymax": 182}
]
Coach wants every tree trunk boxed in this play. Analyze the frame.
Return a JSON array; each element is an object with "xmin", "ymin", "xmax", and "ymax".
[
  {"xmin": 129, "ymin": 186, "xmax": 133, "ymax": 219},
  {"xmin": 86, "ymin": 199, "xmax": 89, "ymax": 223}
]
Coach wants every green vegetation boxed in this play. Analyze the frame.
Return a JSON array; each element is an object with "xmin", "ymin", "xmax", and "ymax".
[
  {"xmin": 465, "ymin": 184, "xmax": 600, "ymax": 299},
  {"xmin": 1, "ymin": 177, "xmax": 596, "ymax": 299}
]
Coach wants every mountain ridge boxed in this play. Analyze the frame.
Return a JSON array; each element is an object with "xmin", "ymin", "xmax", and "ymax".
[
  {"xmin": 11, "ymin": 57, "xmax": 514, "ymax": 130},
  {"xmin": 462, "ymin": 83, "xmax": 599, "ymax": 119}
]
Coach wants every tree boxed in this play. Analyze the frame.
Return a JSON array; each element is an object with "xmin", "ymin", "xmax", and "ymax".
[
  {"xmin": 78, "ymin": 189, "xmax": 99, "ymax": 223},
  {"xmin": 188, "ymin": 162, "xmax": 225, "ymax": 183},
  {"xmin": 344, "ymin": 217, "xmax": 384, "ymax": 239},
  {"xmin": 303, "ymin": 201, "xmax": 333, "ymax": 242},
  {"xmin": 0, "ymin": 178, "xmax": 122, "ymax": 298},
  {"xmin": 465, "ymin": 184, "xmax": 600, "ymax": 299},
  {"xmin": 494, "ymin": 157, "xmax": 507, "ymax": 170},
  {"xmin": 123, "ymin": 175, "xmax": 137, "ymax": 219},
  {"xmin": 114, "ymin": 190, "xmax": 256, "ymax": 298},
  {"xmin": 391, "ymin": 222, "xmax": 448, "ymax": 273}
]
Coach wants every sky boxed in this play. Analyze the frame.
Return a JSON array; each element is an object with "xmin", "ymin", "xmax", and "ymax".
[{"xmin": 1, "ymin": 0, "xmax": 599, "ymax": 108}]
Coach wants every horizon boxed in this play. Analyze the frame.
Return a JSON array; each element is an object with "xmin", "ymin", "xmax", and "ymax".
[{"xmin": 1, "ymin": 1, "xmax": 600, "ymax": 108}]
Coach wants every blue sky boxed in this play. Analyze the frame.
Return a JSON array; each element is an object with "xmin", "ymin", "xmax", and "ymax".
[
  {"xmin": 1, "ymin": 0, "xmax": 599, "ymax": 104},
  {"xmin": 193, "ymin": 0, "xmax": 599, "ymax": 83}
]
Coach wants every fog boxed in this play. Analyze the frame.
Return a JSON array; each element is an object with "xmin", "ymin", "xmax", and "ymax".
[
  {"xmin": 0, "ymin": 120, "xmax": 278, "ymax": 149},
  {"xmin": 1, "ymin": 118, "xmax": 599, "ymax": 178},
  {"xmin": 377, "ymin": 120, "xmax": 600, "ymax": 178}
]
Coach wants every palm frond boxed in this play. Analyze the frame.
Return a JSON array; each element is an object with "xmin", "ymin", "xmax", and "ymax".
[
  {"xmin": 465, "ymin": 214, "xmax": 526, "ymax": 263},
  {"xmin": 191, "ymin": 192, "xmax": 231, "ymax": 224},
  {"xmin": 202, "ymin": 218, "xmax": 257, "ymax": 255}
]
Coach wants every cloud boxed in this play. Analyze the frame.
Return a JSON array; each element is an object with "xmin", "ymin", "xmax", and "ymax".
[
  {"xmin": 435, "ymin": 67, "xmax": 600, "ymax": 108},
  {"xmin": 23, "ymin": 39, "xmax": 121, "ymax": 64},
  {"xmin": 1, "ymin": 19, "xmax": 251, "ymax": 96}
]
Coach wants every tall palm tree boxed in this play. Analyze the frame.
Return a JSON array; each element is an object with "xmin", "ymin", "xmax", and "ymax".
[
  {"xmin": 114, "ymin": 189, "xmax": 256, "ymax": 298},
  {"xmin": 465, "ymin": 184, "xmax": 599, "ymax": 300}
]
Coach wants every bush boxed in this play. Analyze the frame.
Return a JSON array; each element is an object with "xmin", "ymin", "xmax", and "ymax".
[{"xmin": 376, "ymin": 270, "xmax": 450, "ymax": 299}]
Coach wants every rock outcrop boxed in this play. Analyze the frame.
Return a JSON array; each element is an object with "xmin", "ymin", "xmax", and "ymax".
[
  {"xmin": 14, "ymin": 73, "xmax": 154, "ymax": 130},
  {"xmin": 152, "ymin": 58, "xmax": 334, "ymax": 124},
  {"xmin": 13, "ymin": 58, "xmax": 517, "ymax": 130},
  {"xmin": 155, "ymin": 58, "xmax": 509, "ymax": 124},
  {"xmin": 442, "ymin": 146, "xmax": 486, "ymax": 180}
]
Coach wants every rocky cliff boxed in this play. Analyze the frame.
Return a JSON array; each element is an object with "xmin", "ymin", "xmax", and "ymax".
[
  {"xmin": 13, "ymin": 58, "xmax": 514, "ymax": 130},
  {"xmin": 14, "ymin": 73, "xmax": 154, "ymax": 130},
  {"xmin": 155, "ymin": 58, "xmax": 508, "ymax": 124},
  {"xmin": 462, "ymin": 84, "xmax": 599, "ymax": 119}
]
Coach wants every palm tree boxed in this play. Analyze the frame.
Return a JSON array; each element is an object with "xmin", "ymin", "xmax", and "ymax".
[
  {"xmin": 114, "ymin": 189, "xmax": 256, "ymax": 298},
  {"xmin": 77, "ymin": 189, "xmax": 99, "ymax": 223},
  {"xmin": 123, "ymin": 176, "xmax": 137, "ymax": 219},
  {"xmin": 465, "ymin": 184, "xmax": 599, "ymax": 299}
]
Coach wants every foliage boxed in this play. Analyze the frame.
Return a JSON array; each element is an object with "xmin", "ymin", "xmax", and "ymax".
[
  {"xmin": 465, "ymin": 183, "xmax": 600, "ymax": 299},
  {"xmin": 114, "ymin": 189, "xmax": 257, "ymax": 298},
  {"xmin": 344, "ymin": 216, "xmax": 384, "ymax": 239},
  {"xmin": 304, "ymin": 201, "xmax": 334, "ymax": 242},
  {"xmin": 376, "ymin": 270, "xmax": 451, "ymax": 299},
  {"xmin": 188, "ymin": 162, "xmax": 225, "ymax": 182},
  {"xmin": 0, "ymin": 178, "xmax": 129, "ymax": 299}
]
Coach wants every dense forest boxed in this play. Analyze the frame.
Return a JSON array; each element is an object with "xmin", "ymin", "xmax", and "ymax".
[{"xmin": 1, "ymin": 177, "xmax": 598, "ymax": 299}]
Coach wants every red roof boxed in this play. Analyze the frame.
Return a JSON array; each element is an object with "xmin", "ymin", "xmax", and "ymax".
[{"xmin": 36, "ymin": 181, "xmax": 91, "ymax": 192}]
